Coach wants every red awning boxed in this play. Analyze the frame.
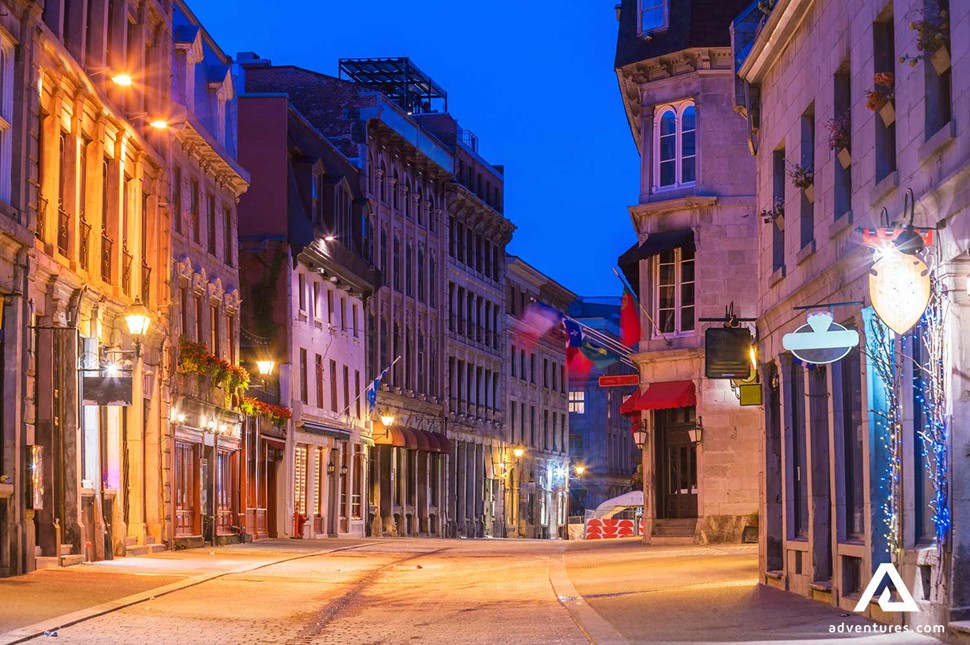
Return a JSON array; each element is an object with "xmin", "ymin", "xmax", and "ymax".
[
  {"xmin": 374, "ymin": 426, "xmax": 407, "ymax": 447},
  {"xmin": 620, "ymin": 380, "xmax": 696, "ymax": 416},
  {"xmin": 426, "ymin": 432, "xmax": 452, "ymax": 454}
]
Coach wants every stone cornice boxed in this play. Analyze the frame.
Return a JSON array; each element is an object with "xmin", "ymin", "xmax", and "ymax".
[{"xmin": 738, "ymin": 0, "xmax": 816, "ymax": 83}]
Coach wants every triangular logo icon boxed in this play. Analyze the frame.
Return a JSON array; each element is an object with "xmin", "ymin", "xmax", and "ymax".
[{"xmin": 854, "ymin": 563, "xmax": 920, "ymax": 613}]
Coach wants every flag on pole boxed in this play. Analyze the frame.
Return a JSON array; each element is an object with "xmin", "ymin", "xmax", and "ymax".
[
  {"xmin": 620, "ymin": 287, "xmax": 640, "ymax": 348},
  {"xmin": 518, "ymin": 301, "xmax": 564, "ymax": 350},
  {"xmin": 367, "ymin": 364, "xmax": 392, "ymax": 411},
  {"xmin": 563, "ymin": 319, "xmax": 620, "ymax": 371}
]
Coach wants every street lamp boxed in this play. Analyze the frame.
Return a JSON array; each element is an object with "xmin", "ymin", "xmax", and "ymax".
[
  {"xmin": 255, "ymin": 359, "xmax": 276, "ymax": 376},
  {"xmin": 687, "ymin": 417, "xmax": 704, "ymax": 444},
  {"xmin": 513, "ymin": 446, "xmax": 524, "ymax": 460},
  {"xmin": 125, "ymin": 298, "xmax": 151, "ymax": 358},
  {"xmin": 574, "ymin": 465, "xmax": 586, "ymax": 476},
  {"xmin": 379, "ymin": 410, "xmax": 395, "ymax": 427},
  {"xmin": 110, "ymin": 73, "xmax": 133, "ymax": 86},
  {"xmin": 632, "ymin": 427, "xmax": 648, "ymax": 449}
]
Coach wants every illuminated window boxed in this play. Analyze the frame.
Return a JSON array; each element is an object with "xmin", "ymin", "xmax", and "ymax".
[{"xmin": 568, "ymin": 390, "xmax": 585, "ymax": 414}]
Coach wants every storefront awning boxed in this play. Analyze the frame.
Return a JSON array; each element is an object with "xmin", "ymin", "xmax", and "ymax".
[
  {"xmin": 620, "ymin": 380, "xmax": 696, "ymax": 416},
  {"xmin": 618, "ymin": 229, "xmax": 694, "ymax": 299},
  {"xmin": 298, "ymin": 420, "xmax": 352, "ymax": 440},
  {"xmin": 374, "ymin": 427, "xmax": 451, "ymax": 453}
]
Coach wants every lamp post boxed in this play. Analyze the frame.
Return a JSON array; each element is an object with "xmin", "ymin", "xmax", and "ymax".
[{"xmin": 124, "ymin": 298, "xmax": 151, "ymax": 357}]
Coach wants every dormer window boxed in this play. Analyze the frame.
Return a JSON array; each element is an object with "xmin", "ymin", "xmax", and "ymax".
[
  {"xmin": 653, "ymin": 100, "xmax": 696, "ymax": 191},
  {"xmin": 639, "ymin": 0, "xmax": 667, "ymax": 35}
]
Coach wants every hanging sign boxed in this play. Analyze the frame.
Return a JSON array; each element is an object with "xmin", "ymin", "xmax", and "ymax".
[
  {"xmin": 705, "ymin": 328, "xmax": 753, "ymax": 379},
  {"xmin": 782, "ymin": 311, "xmax": 859, "ymax": 365},
  {"xmin": 868, "ymin": 249, "xmax": 930, "ymax": 335},
  {"xmin": 598, "ymin": 374, "xmax": 640, "ymax": 387}
]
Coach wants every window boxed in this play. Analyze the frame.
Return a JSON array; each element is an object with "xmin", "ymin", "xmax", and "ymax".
[
  {"xmin": 223, "ymin": 206, "xmax": 233, "ymax": 265},
  {"xmin": 343, "ymin": 366, "xmax": 350, "ymax": 416},
  {"xmin": 568, "ymin": 390, "xmax": 585, "ymax": 414},
  {"xmin": 311, "ymin": 282, "xmax": 320, "ymax": 321},
  {"xmin": 393, "ymin": 236, "xmax": 401, "ymax": 291},
  {"xmin": 298, "ymin": 273, "xmax": 306, "ymax": 314},
  {"xmin": 352, "ymin": 303, "xmax": 359, "ymax": 337},
  {"xmin": 833, "ymin": 67, "xmax": 852, "ymax": 219},
  {"xmin": 873, "ymin": 15, "xmax": 897, "ymax": 182},
  {"xmin": 654, "ymin": 246, "xmax": 695, "ymax": 335},
  {"xmin": 190, "ymin": 180, "xmax": 200, "ymax": 242},
  {"xmin": 172, "ymin": 166, "xmax": 182, "ymax": 234},
  {"xmin": 330, "ymin": 360, "xmax": 338, "ymax": 412},
  {"xmin": 315, "ymin": 354, "xmax": 324, "ymax": 408},
  {"xmin": 790, "ymin": 360, "xmax": 808, "ymax": 538},
  {"xmin": 340, "ymin": 296, "xmax": 347, "ymax": 331},
  {"xmin": 639, "ymin": 0, "xmax": 667, "ymax": 34},
  {"xmin": 210, "ymin": 304, "xmax": 220, "ymax": 356},
  {"xmin": 227, "ymin": 314, "xmax": 236, "ymax": 365},
  {"xmin": 300, "ymin": 348, "xmax": 308, "ymax": 404},
  {"xmin": 355, "ymin": 370, "xmax": 361, "ymax": 419},
  {"xmin": 653, "ymin": 101, "xmax": 695, "ymax": 190},
  {"xmin": 328, "ymin": 290, "xmax": 335, "ymax": 325},
  {"xmin": 771, "ymin": 148, "xmax": 786, "ymax": 273},
  {"xmin": 207, "ymin": 194, "xmax": 216, "ymax": 254},
  {"xmin": 799, "ymin": 106, "xmax": 815, "ymax": 250},
  {"xmin": 0, "ymin": 35, "xmax": 12, "ymax": 202},
  {"xmin": 840, "ymin": 347, "xmax": 865, "ymax": 540}
]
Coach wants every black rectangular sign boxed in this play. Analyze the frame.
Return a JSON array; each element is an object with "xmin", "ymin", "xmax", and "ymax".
[{"xmin": 705, "ymin": 328, "xmax": 752, "ymax": 379}]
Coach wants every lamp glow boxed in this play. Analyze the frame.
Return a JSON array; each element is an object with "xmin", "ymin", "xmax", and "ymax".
[
  {"xmin": 111, "ymin": 74, "xmax": 133, "ymax": 86},
  {"xmin": 125, "ymin": 298, "xmax": 151, "ymax": 337},
  {"xmin": 574, "ymin": 465, "xmax": 585, "ymax": 476},
  {"xmin": 513, "ymin": 446, "xmax": 524, "ymax": 459},
  {"xmin": 104, "ymin": 362, "xmax": 119, "ymax": 377},
  {"xmin": 149, "ymin": 119, "xmax": 169, "ymax": 129},
  {"xmin": 380, "ymin": 412, "xmax": 395, "ymax": 427},
  {"xmin": 256, "ymin": 359, "xmax": 275, "ymax": 376},
  {"xmin": 869, "ymin": 246, "xmax": 930, "ymax": 335}
]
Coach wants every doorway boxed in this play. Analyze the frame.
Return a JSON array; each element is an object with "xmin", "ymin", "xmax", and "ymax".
[{"xmin": 655, "ymin": 407, "xmax": 698, "ymax": 519}]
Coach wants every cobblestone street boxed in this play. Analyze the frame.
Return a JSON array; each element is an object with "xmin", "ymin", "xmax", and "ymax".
[{"xmin": 0, "ymin": 539, "xmax": 946, "ymax": 644}]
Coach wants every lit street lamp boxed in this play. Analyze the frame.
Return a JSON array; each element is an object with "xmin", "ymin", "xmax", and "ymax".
[{"xmin": 125, "ymin": 298, "xmax": 151, "ymax": 356}]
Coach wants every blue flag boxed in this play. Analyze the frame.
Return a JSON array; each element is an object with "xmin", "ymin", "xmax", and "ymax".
[{"xmin": 367, "ymin": 364, "xmax": 392, "ymax": 411}]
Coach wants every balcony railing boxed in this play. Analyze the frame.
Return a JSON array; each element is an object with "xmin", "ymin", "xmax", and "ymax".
[
  {"xmin": 57, "ymin": 206, "xmax": 70, "ymax": 257},
  {"xmin": 141, "ymin": 260, "xmax": 152, "ymax": 303},
  {"xmin": 79, "ymin": 213, "xmax": 90, "ymax": 271},
  {"xmin": 101, "ymin": 226, "xmax": 113, "ymax": 283},
  {"xmin": 122, "ymin": 242, "xmax": 133, "ymax": 295}
]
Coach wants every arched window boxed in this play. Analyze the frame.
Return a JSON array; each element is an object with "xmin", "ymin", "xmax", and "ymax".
[{"xmin": 653, "ymin": 101, "xmax": 697, "ymax": 191}]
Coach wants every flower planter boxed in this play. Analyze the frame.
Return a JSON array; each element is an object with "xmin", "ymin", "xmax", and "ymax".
[
  {"xmin": 0, "ymin": 483, "xmax": 13, "ymax": 499},
  {"xmin": 837, "ymin": 147, "xmax": 851, "ymax": 169},
  {"xmin": 930, "ymin": 46, "xmax": 950, "ymax": 75},
  {"xmin": 803, "ymin": 184, "xmax": 815, "ymax": 204},
  {"xmin": 879, "ymin": 101, "xmax": 895, "ymax": 128}
]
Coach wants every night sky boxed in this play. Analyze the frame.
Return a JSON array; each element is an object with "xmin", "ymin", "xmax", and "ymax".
[{"xmin": 191, "ymin": 0, "xmax": 640, "ymax": 298}]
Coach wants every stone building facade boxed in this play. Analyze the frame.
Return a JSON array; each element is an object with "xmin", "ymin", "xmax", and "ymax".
[
  {"xmin": 167, "ymin": 0, "xmax": 248, "ymax": 548},
  {"xmin": 0, "ymin": 0, "xmax": 45, "ymax": 576},
  {"xmin": 236, "ymin": 89, "xmax": 376, "ymax": 540},
  {"xmin": 418, "ymin": 114, "xmax": 515, "ymax": 538},
  {"xmin": 734, "ymin": 0, "xmax": 970, "ymax": 630},
  {"xmin": 505, "ymin": 257, "xmax": 573, "ymax": 539},
  {"xmin": 615, "ymin": 0, "xmax": 762, "ymax": 543},
  {"xmin": 238, "ymin": 57, "xmax": 454, "ymax": 538},
  {"xmin": 567, "ymin": 297, "xmax": 638, "ymax": 516},
  {"xmin": 31, "ymin": 0, "xmax": 173, "ymax": 567}
]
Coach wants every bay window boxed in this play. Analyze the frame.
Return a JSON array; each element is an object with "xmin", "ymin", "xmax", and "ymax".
[{"xmin": 654, "ymin": 101, "xmax": 697, "ymax": 191}]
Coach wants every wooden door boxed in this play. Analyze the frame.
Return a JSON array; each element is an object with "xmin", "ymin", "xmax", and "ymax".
[{"xmin": 656, "ymin": 408, "xmax": 698, "ymax": 519}]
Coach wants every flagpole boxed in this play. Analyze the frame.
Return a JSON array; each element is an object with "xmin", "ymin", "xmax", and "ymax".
[
  {"xmin": 334, "ymin": 355, "xmax": 402, "ymax": 420},
  {"xmin": 563, "ymin": 314, "xmax": 636, "ymax": 358},
  {"xmin": 612, "ymin": 266, "xmax": 671, "ymax": 347}
]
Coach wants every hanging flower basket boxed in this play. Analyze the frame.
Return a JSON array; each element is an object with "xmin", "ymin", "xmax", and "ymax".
[
  {"xmin": 866, "ymin": 73, "xmax": 895, "ymax": 127},
  {"xmin": 929, "ymin": 46, "xmax": 950, "ymax": 74},
  {"xmin": 760, "ymin": 198, "xmax": 785, "ymax": 230},
  {"xmin": 177, "ymin": 337, "xmax": 250, "ymax": 407},
  {"xmin": 825, "ymin": 112, "xmax": 851, "ymax": 169},
  {"xmin": 786, "ymin": 161, "xmax": 814, "ymax": 204},
  {"xmin": 837, "ymin": 148, "xmax": 851, "ymax": 169},
  {"xmin": 900, "ymin": 9, "xmax": 950, "ymax": 74}
]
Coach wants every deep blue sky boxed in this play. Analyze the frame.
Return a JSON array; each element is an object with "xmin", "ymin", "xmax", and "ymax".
[{"xmin": 193, "ymin": 1, "xmax": 640, "ymax": 297}]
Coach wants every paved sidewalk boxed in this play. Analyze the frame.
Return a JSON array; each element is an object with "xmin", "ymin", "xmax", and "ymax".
[{"xmin": 0, "ymin": 540, "xmax": 370, "ymax": 642}]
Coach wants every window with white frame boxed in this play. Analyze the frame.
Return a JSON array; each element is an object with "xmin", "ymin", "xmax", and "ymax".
[
  {"xmin": 0, "ymin": 35, "xmax": 12, "ymax": 203},
  {"xmin": 654, "ymin": 246, "xmax": 695, "ymax": 335},
  {"xmin": 639, "ymin": 0, "xmax": 667, "ymax": 35},
  {"xmin": 568, "ymin": 390, "xmax": 585, "ymax": 414},
  {"xmin": 654, "ymin": 101, "xmax": 697, "ymax": 191}
]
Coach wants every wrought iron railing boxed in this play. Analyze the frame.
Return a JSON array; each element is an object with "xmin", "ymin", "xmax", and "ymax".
[
  {"xmin": 122, "ymin": 242, "xmax": 133, "ymax": 295},
  {"xmin": 101, "ymin": 225, "xmax": 113, "ymax": 283},
  {"xmin": 79, "ymin": 212, "xmax": 90, "ymax": 271},
  {"xmin": 141, "ymin": 260, "xmax": 152, "ymax": 304},
  {"xmin": 57, "ymin": 206, "xmax": 70, "ymax": 256}
]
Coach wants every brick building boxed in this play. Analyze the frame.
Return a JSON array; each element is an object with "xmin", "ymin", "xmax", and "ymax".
[{"xmin": 615, "ymin": 0, "xmax": 762, "ymax": 543}]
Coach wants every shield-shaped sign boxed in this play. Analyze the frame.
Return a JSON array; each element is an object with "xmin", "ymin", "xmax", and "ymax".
[
  {"xmin": 783, "ymin": 311, "xmax": 859, "ymax": 365},
  {"xmin": 869, "ymin": 252, "xmax": 930, "ymax": 335}
]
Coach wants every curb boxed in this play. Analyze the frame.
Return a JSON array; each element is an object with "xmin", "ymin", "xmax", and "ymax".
[
  {"xmin": 547, "ymin": 547, "xmax": 629, "ymax": 645},
  {"xmin": 0, "ymin": 543, "xmax": 371, "ymax": 645}
]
